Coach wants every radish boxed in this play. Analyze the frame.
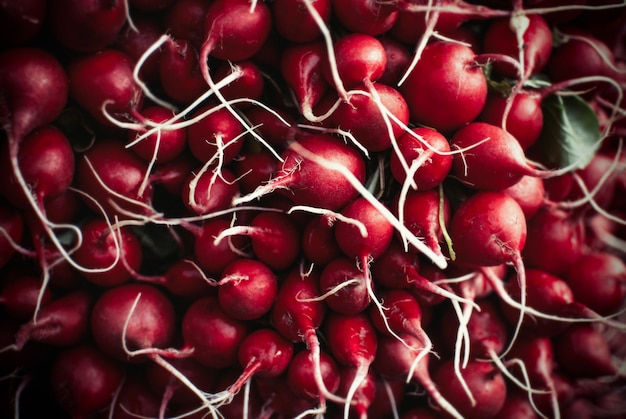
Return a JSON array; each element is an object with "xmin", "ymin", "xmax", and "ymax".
[
  {"xmin": 329, "ymin": 82, "xmax": 409, "ymax": 152},
  {"xmin": 432, "ymin": 359, "xmax": 507, "ymax": 419},
  {"xmin": 482, "ymin": 14, "xmax": 553, "ymax": 79},
  {"xmin": 68, "ymin": 49, "xmax": 143, "ymax": 126},
  {"xmin": 163, "ymin": 0, "xmax": 211, "ymax": 48},
  {"xmin": 522, "ymin": 206, "xmax": 585, "ymax": 276},
  {"xmin": 102, "ymin": 373, "xmax": 164, "ymax": 419},
  {"xmin": 323, "ymin": 313, "xmax": 377, "ymax": 419},
  {"xmin": 286, "ymin": 349, "xmax": 341, "ymax": 403},
  {"xmin": 234, "ymin": 134, "xmax": 366, "ymax": 211},
  {"xmin": 379, "ymin": 36, "xmax": 411, "ymax": 86},
  {"xmin": 128, "ymin": 106, "xmax": 187, "ymax": 164},
  {"xmin": 232, "ymin": 149, "xmax": 278, "ymax": 194},
  {"xmin": 0, "ymin": 275, "xmax": 53, "ymax": 322},
  {"xmin": 478, "ymin": 90, "xmax": 544, "ymax": 151},
  {"xmin": 50, "ymin": 343, "xmax": 125, "ymax": 417},
  {"xmin": 390, "ymin": 127, "xmax": 452, "ymax": 190},
  {"xmin": 280, "ymin": 40, "xmax": 331, "ymax": 122},
  {"xmin": 181, "ymin": 166, "xmax": 240, "ymax": 216},
  {"xmin": 116, "ymin": 17, "xmax": 165, "ymax": 85},
  {"xmin": 4, "ymin": 290, "xmax": 92, "ymax": 352},
  {"xmin": 399, "ymin": 41, "xmax": 488, "ymax": 133},
  {"xmin": 89, "ymin": 283, "xmax": 179, "ymax": 362},
  {"xmin": 553, "ymin": 324, "xmax": 618, "ymax": 379},
  {"xmin": 565, "ymin": 251, "xmax": 626, "ymax": 315},
  {"xmin": 0, "ymin": 125, "xmax": 75, "ymax": 209},
  {"xmin": 158, "ymin": 37, "xmax": 208, "ymax": 104},
  {"xmin": 211, "ymin": 328, "xmax": 294, "ymax": 406},
  {"xmin": 213, "ymin": 60, "xmax": 265, "ymax": 107},
  {"xmin": 217, "ymin": 258, "xmax": 278, "ymax": 321},
  {"xmin": 213, "ymin": 211, "xmax": 301, "ymax": 271},
  {"xmin": 0, "ymin": 0, "xmax": 46, "ymax": 46},
  {"xmin": 501, "ymin": 175, "xmax": 546, "ymax": 219},
  {"xmin": 373, "ymin": 333, "xmax": 464, "ymax": 419},
  {"xmin": 319, "ymin": 257, "xmax": 371, "ymax": 315},
  {"xmin": 47, "ymin": 0, "xmax": 126, "ymax": 52},
  {"xmin": 272, "ymin": 0, "xmax": 332, "ymax": 43},
  {"xmin": 193, "ymin": 218, "xmax": 247, "ymax": 276},
  {"xmin": 182, "ymin": 296, "xmax": 249, "ymax": 369},
  {"xmin": 393, "ymin": 189, "xmax": 451, "ymax": 259},
  {"xmin": 336, "ymin": 366, "xmax": 377, "ymax": 418},
  {"xmin": 450, "ymin": 122, "xmax": 551, "ymax": 191},
  {"xmin": 186, "ymin": 104, "xmax": 245, "ymax": 165},
  {"xmin": 72, "ymin": 218, "xmax": 143, "ymax": 287},
  {"xmin": 301, "ymin": 214, "xmax": 343, "ymax": 266},
  {"xmin": 332, "ymin": 0, "xmax": 399, "ymax": 35}
]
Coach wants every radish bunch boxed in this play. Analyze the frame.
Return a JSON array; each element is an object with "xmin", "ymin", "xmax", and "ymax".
[{"xmin": 2, "ymin": 0, "xmax": 626, "ymax": 418}]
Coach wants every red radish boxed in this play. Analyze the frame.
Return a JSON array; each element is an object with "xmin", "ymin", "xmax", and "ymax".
[
  {"xmin": 378, "ymin": 36, "xmax": 411, "ymax": 86},
  {"xmin": 432, "ymin": 359, "xmax": 507, "ymax": 419},
  {"xmin": 332, "ymin": 0, "xmax": 399, "ymax": 35},
  {"xmin": 47, "ymin": 0, "xmax": 126, "ymax": 52},
  {"xmin": 144, "ymin": 357, "xmax": 217, "ymax": 408},
  {"xmin": 244, "ymin": 105, "xmax": 301, "ymax": 146},
  {"xmin": 213, "ymin": 211, "xmax": 301, "ymax": 271},
  {"xmin": 393, "ymin": 189, "xmax": 451, "ymax": 259},
  {"xmin": 371, "ymin": 241, "xmax": 466, "ymax": 305},
  {"xmin": 186, "ymin": 105, "xmax": 246, "ymax": 165},
  {"xmin": 181, "ymin": 166, "xmax": 239, "ymax": 216},
  {"xmin": 494, "ymin": 390, "xmax": 539, "ymax": 419},
  {"xmin": 522, "ymin": 207, "xmax": 585, "ymax": 276},
  {"xmin": 163, "ymin": 0, "xmax": 211, "ymax": 48},
  {"xmin": 329, "ymin": 82, "xmax": 409, "ymax": 152},
  {"xmin": 0, "ymin": 0, "xmax": 46, "ymax": 46},
  {"xmin": 399, "ymin": 41, "xmax": 488, "ymax": 133},
  {"xmin": 7, "ymin": 290, "xmax": 92, "ymax": 351},
  {"xmin": 450, "ymin": 122, "xmax": 548, "ymax": 191},
  {"xmin": 319, "ymin": 257, "xmax": 371, "ymax": 315},
  {"xmin": 449, "ymin": 191, "xmax": 526, "ymax": 268},
  {"xmin": 367, "ymin": 376, "xmax": 406, "ymax": 419},
  {"xmin": 286, "ymin": 349, "xmax": 341, "ymax": 402},
  {"xmin": 280, "ymin": 41, "xmax": 331, "ymax": 121},
  {"xmin": 0, "ymin": 125, "xmax": 75, "ymax": 209},
  {"xmin": 501, "ymin": 175, "xmax": 546, "ymax": 219},
  {"xmin": 390, "ymin": 127, "xmax": 452, "ymax": 190},
  {"xmin": 50, "ymin": 343, "xmax": 125, "ymax": 417},
  {"xmin": 478, "ymin": 91, "xmax": 544, "ymax": 150},
  {"xmin": 182, "ymin": 296, "xmax": 249, "ymax": 369},
  {"xmin": 482, "ymin": 14, "xmax": 553, "ymax": 79},
  {"xmin": 90, "ymin": 283, "xmax": 178, "ymax": 362},
  {"xmin": 68, "ymin": 49, "xmax": 143, "ymax": 126},
  {"xmin": 115, "ymin": 17, "xmax": 164, "ymax": 85},
  {"xmin": 217, "ymin": 258, "xmax": 278, "ymax": 320},
  {"xmin": 149, "ymin": 153, "xmax": 196, "ymax": 197},
  {"xmin": 231, "ymin": 150, "xmax": 278, "ymax": 194},
  {"xmin": 72, "ymin": 218, "xmax": 143, "ymax": 287},
  {"xmin": 255, "ymin": 375, "xmax": 317, "ymax": 418},
  {"xmin": 213, "ymin": 328, "xmax": 293, "ymax": 405},
  {"xmin": 128, "ymin": 106, "xmax": 187, "ymax": 164},
  {"xmin": 565, "ymin": 251, "xmax": 626, "ymax": 315},
  {"xmin": 373, "ymin": 333, "xmax": 463, "ymax": 419},
  {"xmin": 142, "ymin": 258, "xmax": 215, "ymax": 302},
  {"xmin": 209, "ymin": 368, "xmax": 265, "ymax": 419},
  {"xmin": 0, "ymin": 48, "xmax": 68, "ymax": 141},
  {"xmin": 335, "ymin": 197, "xmax": 394, "ymax": 260},
  {"xmin": 193, "ymin": 218, "xmax": 246, "ymax": 276},
  {"xmin": 553, "ymin": 324, "xmax": 618, "ymax": 378},
  {"xmin": 437, "ymin": 297, "xmax": 509, "ymax": 359},
  {"xmin": 368, "ymin": 288, "xmax": 432, "ymax": 355},
  {"xmin": 336, "ymin": 366, "xmax": 377, "ymax": 418},
  {"xmin": 0, "ymin": 275, "xmax": 53, "ymax": 322},
  {"xmin": 323, "ymin": 313, "xmax": 377, "ymax": 418},
  {"xmin": 272, "ymin": 0, "xmax": 332, "ymax": 43},
  {"xmin": 322, "ymin": 33, "xmax": 387, "ymax": 89},
  {"xmin": 301, "ymin": 215, "xmax": 343, "ymax": 266},
  {"xmin": 235, "ymin": 134, "xmax": 366, "ymax": 211},
  {"xmin": 213, "ymin": 60, "xmax": 265, "ymax": 107},
  {"xmin": 100, "ymin": 374, "xmax": 164, "ymax": 419},
  {"xmin": 0, "ymin": 202, "xmax": 24, "ymax": 268},
  {"xmin": 158, "ymin": 37, "xmax": 208, "ymax": 104}
]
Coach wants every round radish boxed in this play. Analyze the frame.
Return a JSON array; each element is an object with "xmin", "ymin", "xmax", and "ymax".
[
  {"xmin": 128, "ymin": 106, "xmax": 187, "ymax": 164},
  {"xmin": 272, "ymin": 0, "xmax": 331, "ymax": 43},
  {"xmin": 90, "ymin": 283, "xmax": 177, "ymax": 362},
  {"xmin": 186, "ymin": 105, "xmax": 245, "ymax": 165},
  {"xmin": 320, "ymin": 257, "xmax": 371, "ymax": 315},
  {"xmin": 217, "ymin": 258, "xmax": 278, "ymax": 321},
  {"xmin": 400, "ymin": 41, "xmax": 487, "ymax": 133},
  {"xmin": 553, "ymin": 324, "xmax": 617, "ymax": 378},
  {"xmin": 332, "ymin": 0, "xmax": 398, "ymax": 35}
]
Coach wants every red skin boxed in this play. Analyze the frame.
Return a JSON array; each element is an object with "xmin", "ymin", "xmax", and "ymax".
[
  {"xmin": 129, "ymin": 106, "xmax": 187, "ymax": 163},
  {"xmin": 333, "ymin": 0, "xmax": 398, "ymax": 35},
  {"xmin": 400, "ymin": 42, "xmax": 487, "ymax": 133},
  {"xmin": 272, "ymin": 0, "xmax": 331, "ymax": 43}
]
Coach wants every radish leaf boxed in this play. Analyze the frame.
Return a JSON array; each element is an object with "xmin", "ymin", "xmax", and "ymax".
[{"xmin": 537, "ymin": 93, "xmax": 600, "ymax": 170}]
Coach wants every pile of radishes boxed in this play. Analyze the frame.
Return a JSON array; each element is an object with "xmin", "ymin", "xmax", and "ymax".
[{"xmin": 2, "ymin": 0, "xmax": 626, "ymax": 417}]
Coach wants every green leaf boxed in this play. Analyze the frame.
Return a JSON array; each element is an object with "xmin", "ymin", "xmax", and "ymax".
[{"xmin": 536, "ymin": 93, "xmax": 601, "ymax": 170}]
